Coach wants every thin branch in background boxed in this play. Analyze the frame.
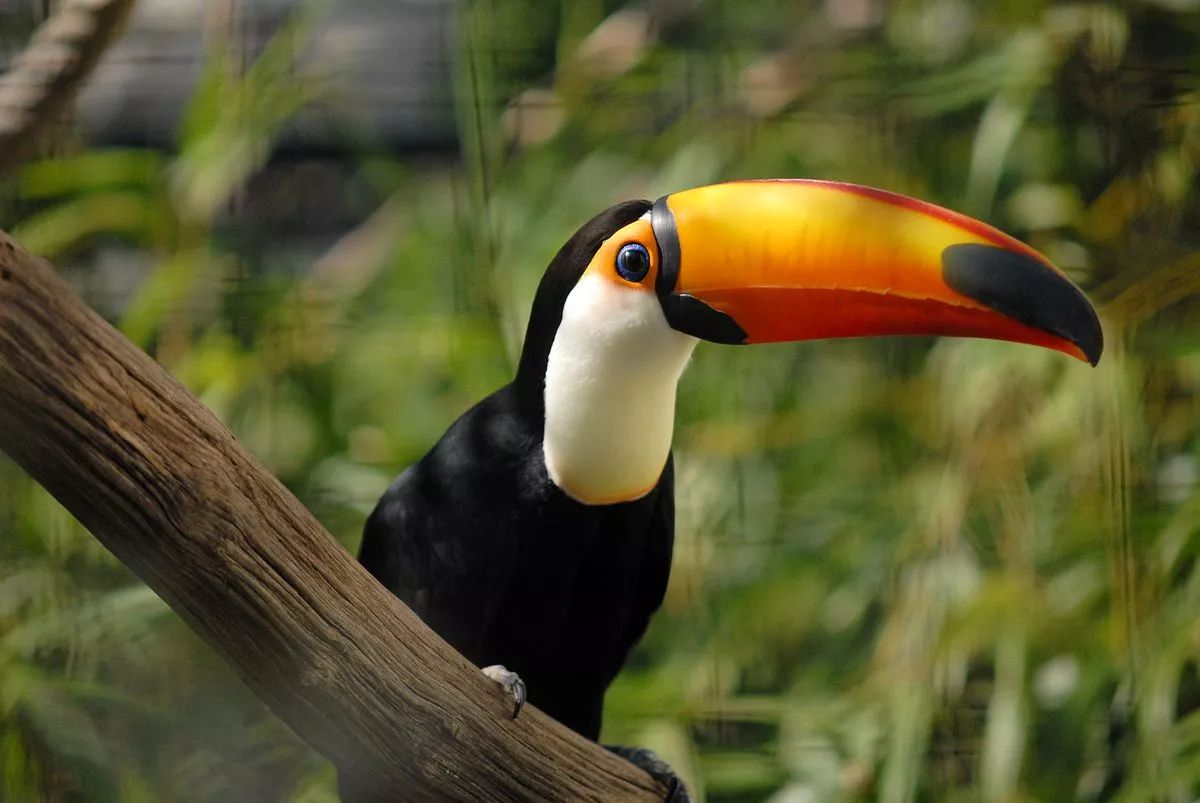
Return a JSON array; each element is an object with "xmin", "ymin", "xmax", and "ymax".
[{"xmin": 0, "ymin": 0, "xmax": 138, "ymax": 181}]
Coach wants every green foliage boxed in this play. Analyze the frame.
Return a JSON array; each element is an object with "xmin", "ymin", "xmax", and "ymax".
[{"xmin": 3, "ymin": 0, "xmax": 1200, "ymax": 800}]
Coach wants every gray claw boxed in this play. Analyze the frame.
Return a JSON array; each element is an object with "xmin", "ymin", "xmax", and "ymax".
[{"xmin": 510, "ymin": 676, "xmax": 526, "ymax": 719}]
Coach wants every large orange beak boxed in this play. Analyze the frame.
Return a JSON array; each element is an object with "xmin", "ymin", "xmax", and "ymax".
[{"xmin": 651, "ymin": 180, "xmax": 1102, "ymax": 365}]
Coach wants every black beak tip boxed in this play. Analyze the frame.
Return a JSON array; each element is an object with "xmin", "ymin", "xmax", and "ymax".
[
  {"xmin": 942, "ymin": 243, "xmax": 1103, "ymax": 367},
  {"xmin": 1080, "ymin": 319, "xmax": 1104, "ymax": 367}
]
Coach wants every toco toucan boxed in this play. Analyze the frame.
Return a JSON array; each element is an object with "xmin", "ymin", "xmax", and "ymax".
[{"xmin": 356, "ymin": 179, "xmax": 1101, "ymax": 790}]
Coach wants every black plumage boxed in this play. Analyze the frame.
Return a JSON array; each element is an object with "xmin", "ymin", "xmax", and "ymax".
[{"xmin": 358, "ymin": 199, "xmax": 673, "ymax": 739}]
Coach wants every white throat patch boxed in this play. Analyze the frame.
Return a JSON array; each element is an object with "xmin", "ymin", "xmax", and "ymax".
[{"xmin": 543, "ymin": 273, "xmax": 698, "ymax": 505}]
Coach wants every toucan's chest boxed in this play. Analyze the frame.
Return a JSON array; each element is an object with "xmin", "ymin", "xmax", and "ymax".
[
  {"xmin": 482, "ymin": 484, "xmax": 666, "ymax": 642},
  {"xmin": 468, "ymin": 473, "xmax": 673, "ymax": 737}
]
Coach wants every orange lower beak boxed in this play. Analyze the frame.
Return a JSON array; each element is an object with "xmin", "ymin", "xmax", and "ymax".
[{"xmin": 651, "ymin": 180, "xmax": 1102, "ymax": 365}]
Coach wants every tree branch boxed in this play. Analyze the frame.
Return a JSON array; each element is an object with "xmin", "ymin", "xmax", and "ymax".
[
  {"xmin": 0, "ymin": 0, "xmax": 139, "ymax": 181},
  {"xmin": 0, "ymin": 231, "xmax": 665, "ymax": 801}
]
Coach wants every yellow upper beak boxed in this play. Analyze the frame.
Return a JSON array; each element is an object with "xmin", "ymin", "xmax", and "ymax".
[{"xmin": 651, "ymin": 180, "xmax": 1102, "ymax": 365}]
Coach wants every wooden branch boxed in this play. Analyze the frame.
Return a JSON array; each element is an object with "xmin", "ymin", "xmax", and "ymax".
[
  {"xmin": 0, "ymin": 231, "xmax": 665, "ymax": 801},
  {"xmin": 0, "ymin": 0, "xmax": 139, "ymax": 180}
]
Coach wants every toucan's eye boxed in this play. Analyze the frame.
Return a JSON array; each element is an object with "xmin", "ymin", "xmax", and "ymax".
[{"xmin": 615, "ymin": 243, "xmax": 651, "ymax": 283}]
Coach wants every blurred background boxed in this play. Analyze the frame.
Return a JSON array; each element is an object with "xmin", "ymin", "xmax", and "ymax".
[{"xmin": 0, "ymin": 0, "xmax": 1198, "ymax": 800}]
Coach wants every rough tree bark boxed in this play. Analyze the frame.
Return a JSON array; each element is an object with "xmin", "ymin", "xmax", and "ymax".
[{"xmin": 0, "ymin": 232, "xmax": 666, "ymax": 800}]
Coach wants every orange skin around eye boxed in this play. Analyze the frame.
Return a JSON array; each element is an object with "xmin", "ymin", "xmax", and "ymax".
[{"xmin": 580, "ymin": 218, "xmax": 660, "ymax": 291}]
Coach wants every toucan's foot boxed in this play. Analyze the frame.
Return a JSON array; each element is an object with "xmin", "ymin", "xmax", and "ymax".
[
  {"xmin": 481, "ymin": 664, "xmax": 526, "ymax": 719},
  {"xmin": 604, "ymin": 744, "xmax": 692, "ymax": 802}
]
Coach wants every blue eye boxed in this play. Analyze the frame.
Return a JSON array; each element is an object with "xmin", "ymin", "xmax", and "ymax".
[{"xmin": 615, "ymin": 243, "xmax": 651, "ymax": 282}]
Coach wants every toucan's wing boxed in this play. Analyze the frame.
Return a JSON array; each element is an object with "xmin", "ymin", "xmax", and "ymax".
[
  {"xmin": 357, "ymin": 388, "xmax": 531, "ymax": 662},
  {"xmin": 358, "ymin": 467, "xmax": 440, "ymax": 618},
  {"xmin": 358, "ymin": 461, "xmax": 498, "ymax": 660}
]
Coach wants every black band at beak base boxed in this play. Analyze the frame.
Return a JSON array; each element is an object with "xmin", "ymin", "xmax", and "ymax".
[{"xmin": 651, "ymin": 195, "xmax": 748, "ymax": 344}]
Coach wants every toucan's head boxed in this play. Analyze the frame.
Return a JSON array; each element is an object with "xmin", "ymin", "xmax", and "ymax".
[{"xmin": 519, "ymin": 180, "xmax": 1103, "ymax": 505}]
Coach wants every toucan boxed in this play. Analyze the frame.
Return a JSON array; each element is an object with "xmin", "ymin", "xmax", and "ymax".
[{"xmin": 356, "ymin": 179, "xmax": 1101, "ymax": 793}]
